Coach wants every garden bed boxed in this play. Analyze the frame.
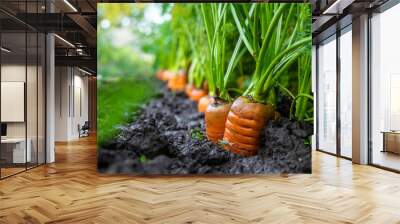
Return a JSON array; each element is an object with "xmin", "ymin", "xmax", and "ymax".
[{"xmin": 98, "ymin": 84, "xmax": 312, "ymax": 174}]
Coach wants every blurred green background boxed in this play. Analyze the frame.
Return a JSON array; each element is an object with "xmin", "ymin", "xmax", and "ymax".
[{"xmin": 97, "ymin": 3, "xmax": 172, "ymax": 146}]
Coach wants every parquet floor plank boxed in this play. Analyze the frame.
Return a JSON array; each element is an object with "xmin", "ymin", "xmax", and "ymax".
[{"xmin": 0, "ymin": 135, "xmax": 399, "ymax": 223}]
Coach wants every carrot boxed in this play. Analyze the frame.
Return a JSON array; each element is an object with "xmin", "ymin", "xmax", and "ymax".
[
  {"xmin": 162, "ymin": 70, "xmax": 175, "ymax": 81},
  {"xmin": 223, "ymin": 96, "xmax": 274, "ymax": 156},
  {"xmin": 167, "ymin": 71, "xmax": 187, "ymax": 92},
  {"xmin": 225, "ymin": 119, "xmax": 259, "ymax": 137},
  {"xmin": 274, "ymin": 111, "xmax": 281, "ymax": 121},
  {"xmin": 189, "ymin": 88, "xmax": 207, "ymax": 101},
  {"xmin": 198, "ymin": 95, "xmax": 213, "ymax": 113},
  {"xmin": 156, "ymin": 69, "xmax": 165, "ymax": 80},
  {"xmin": 186, "ymin": 83, "xmax": 207, "ymax": 101},
  {"xmin": 202, "ymin": 81, "xmax": 209, "ymax": 92},
  {"xmin": 205, "ymin": 99, "xmax": 231, "ymax": 143},
  {"xmin": 185, "ymin": 84, "xmax": 194, "ymax": 97}
]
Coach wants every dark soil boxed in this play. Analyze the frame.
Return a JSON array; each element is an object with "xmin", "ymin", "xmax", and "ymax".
[{"xmin": 98, "ymin": 86, "xmax": 313, "ymax": 174}]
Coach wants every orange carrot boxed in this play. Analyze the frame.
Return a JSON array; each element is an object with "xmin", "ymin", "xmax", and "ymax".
[
  {"xmin": 156, "ymin": 69, "xmax": 165, "ymax": 80},
  {"xmin": 162, "ymin": 70, "xmax": 175, "ymax": 81},
  {"xmin": 205, "ymin": 100, "xmax": 231, "ymax": 143},
  {"xmin": 185, "ymin": 84, "xmax": 194, "ymax": 97},
  {"xmin": 167, "ymin": 71, "xmax": 187, "ymax": 92},
  {"xmin": 198, "ymin": 95, "xmax": 214, "ymax": 113},
  {"xmin": 202, "ymin": 81, "xmax": 209, "ymax": 92},
  {"xmin": 223, "ymin": 96, "xmax": 274, "ymax": 156},
  {"xmin": 189, "ymin": 88, "xmax": 207, "ymax": 101}
]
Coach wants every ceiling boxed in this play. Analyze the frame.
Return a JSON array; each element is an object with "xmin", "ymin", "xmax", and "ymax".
[
  {"xmin": 312, "ymin": 0, "xmax": 390, "ymax": 43},
  {"xmin": 0, "ymin": 0, "xmax": 97, "ymax": 74},
  {"xmin": 3, "ymin": 0, "xmax": 393, "ymax": 73}
]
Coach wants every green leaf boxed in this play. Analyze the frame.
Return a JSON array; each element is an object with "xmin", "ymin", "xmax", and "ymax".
[
  {"xmin": 139, "ymin": 155, "xmax": 147, "ymax": 163},
  {"xmin": 190, "ymin": 128, "xmax": 204, "ymax": 140},
  {"xmin": 230, "ymin": 4, "xmax": 254, "ymax": 56}
]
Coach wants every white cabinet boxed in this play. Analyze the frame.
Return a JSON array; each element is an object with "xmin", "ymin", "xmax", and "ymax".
[{"xmin": 1, "ymin": 138, "xmax": 32, "ymax": 163}]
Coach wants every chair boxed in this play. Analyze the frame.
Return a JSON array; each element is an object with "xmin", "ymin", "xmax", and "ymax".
[{"xmin": 78, "ymin": 121, "xmax": 90, "ymax": 138}]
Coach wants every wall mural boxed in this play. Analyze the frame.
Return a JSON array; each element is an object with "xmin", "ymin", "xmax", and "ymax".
[{"xmin": 97, "ymin": 3, "xmax": 313, "ymax": 175}]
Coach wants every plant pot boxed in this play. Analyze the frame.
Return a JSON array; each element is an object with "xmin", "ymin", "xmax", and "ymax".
[
  {"xmin": 167, "ymin": 72, "xmax": 187, "ymax": 92},
  {"xmin": 205, "ymin": 99, "xmax": 231, "ymax": 143},
  {"xmin": 198, "ymin": 95, "xmax": 214, "ymax": 113},
  {"xmin": 223, "ymin": 96, "xmax": 274, "ymax": 156}
]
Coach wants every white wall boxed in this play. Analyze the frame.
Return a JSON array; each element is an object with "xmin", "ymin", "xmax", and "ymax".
[
  {"xmin": 55, "ymin": 67, "xmax": 89, "ymax": 141},
  {"xmin": 72, "ymin": 73, "xmax": 89, "ymax": 138},
  {"xmin": 1, "ymin": 64, "xmax": 46, "ymax": 164},
  {"xmin": 55, "ymin": 66, "xmax": 70, "ymax": 141},
  {"xmin": 1, "ymin": 65, "xmax": 26, "ymax": 140},
  {"xmin": 312, "ymin": 45, "xmax": 316, "ymax": 151},
  {"xmin": 1, "ymin": 65, "xmax": 39, "ymax": 138}
]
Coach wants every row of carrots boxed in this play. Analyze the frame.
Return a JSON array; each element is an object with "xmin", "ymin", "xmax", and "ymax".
[
  {"xmin": 157, "ymin": 69, "xmax": 212, "ymax": 112},
  {"xmin": 153, "ymin": 4, "xmax": 312, "ymax": 157},
  {"xmin": 156, "ymin": 69, "xmax": 277, "ymax": 157}
]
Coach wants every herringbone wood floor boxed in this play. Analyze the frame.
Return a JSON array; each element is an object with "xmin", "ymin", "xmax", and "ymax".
[{"xmin": 1, "ymin": 135, "xmax": 400, "ymax": 224}]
